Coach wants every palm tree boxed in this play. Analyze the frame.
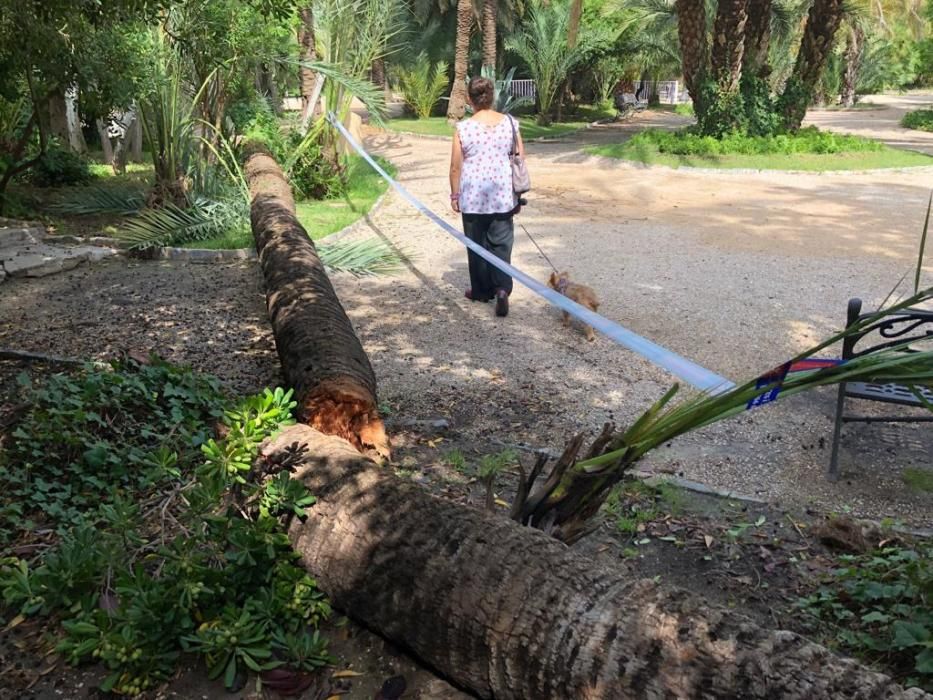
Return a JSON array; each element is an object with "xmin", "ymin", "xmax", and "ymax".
[
  {"xmin": 778, "ymin": 0, "xmax": 846, "ymax": 130},
  {"xmin": 482, "ymin": 0, "xmax": 497, "ymax": 71},
  {"xmin": 839, "ymin": 20, "xmax": 866, "ymax": 106},
  {"xmin": 711, "ymin": 0, "xmax": 750, "ymax": 94},
  {"xmin": 674, "ymin": 0, "xmax": 707, "ymax": 102},
  {"xmin": 447, "ymin": 0, "xmax": 473, "ymax": 121},
  {"xmin": 744, "ymin": 0, "xmax": 774, "ymax": 78},
  {"xmin": 506, "ymin": 3, "xmax": 590, "ymax": 125},
  {"xmin": 298, "ymin": 6, "xmax": 320, "ymax": 125}
]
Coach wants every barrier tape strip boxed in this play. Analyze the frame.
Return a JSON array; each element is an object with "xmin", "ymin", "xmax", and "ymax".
[{"xmin": 327, "ymin": 112, "xmax": 737, "ymax": 393}]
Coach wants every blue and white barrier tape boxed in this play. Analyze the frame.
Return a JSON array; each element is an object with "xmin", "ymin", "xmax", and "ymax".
[{"xmin": 327, "ymin": 112, "xmax": 736, "ymax": 394}]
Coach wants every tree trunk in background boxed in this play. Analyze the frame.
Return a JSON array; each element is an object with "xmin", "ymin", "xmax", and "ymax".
[
  {"xmin": 298, "ymin": 6, "xmax": 319, "ymax": 125},
  {"xmin": 711, "ymin": 0, "xmax": 750, "ymax": 94},
  {"xmin": 840, "ymin": 23, "xmax": 864, "ymax": 107},
  {"xmin": 96, "ymin": 118, "xmax": 114, "ymax": 165},
  {"xmin": 245, "ymin": 145, "xmax": 389, "ymax": 458},
  {"xmin": 482, "ymin": 0, "xmax": 497, "ymax": 71},
  {"xmin": 257, "ymin": 64, "xmax": 282, "ymax": 114},
  {"xmin": 744, "ymin": 0, "xmax": 773, "ymax": 78},
  {"xmin": 264, "ymin": 424, "xmax": 929, "ymax": 700},
  {"xmin": 778, "ymin": 0, "xmax": 845, "ymax": 130},
  {"xmin": 47, "ymin": 88, "xmax": 86, "ymax": 153},
  {"xmin": 675, "ymin": 0, "xmax": 707, "ymax": 102},
  {"xmin": 567, "ymin": 0, "xmax": 583, "ymax": 48},
  {"xmin": 371, "ymin": 57, "xmax": 388, "ymax": 97},
  {"xmin": 447, "ymin": 0, "xmax": 473, "ymax": 122}
]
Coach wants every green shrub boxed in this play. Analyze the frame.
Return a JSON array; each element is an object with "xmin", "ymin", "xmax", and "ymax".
[
  {"xmin": 902, "ymin": 109, "xmax": 933, "ymax": 133},
  {"xmin": 30, "ymin": 146, "xmax": 92, "ymax": 187},
  {"xmin": 627, "ymin": 127, "xmax": 885, "ymax": 158},
  {"xmin": 285, "ymin": 130, "xmax": 343, "ymax": 201},
  {"xmin": 797, "ymin": 545, "xmax": 933, "ymax": 691},
  {"xmin": 0, "ymin": 361, "xmax": 332, "ymax": 695},
  {"xmin": 228, "ymin": 96, "xmax": 286, "ymax": 159},
  {"xmin": 397, "ymin": 53, "xmax": 449, "ymax": 120}
]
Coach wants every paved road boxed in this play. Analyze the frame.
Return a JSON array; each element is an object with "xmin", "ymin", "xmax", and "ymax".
[{"xmin": 805, "ymin": 93, "xmax": 933, "ymax": 155}]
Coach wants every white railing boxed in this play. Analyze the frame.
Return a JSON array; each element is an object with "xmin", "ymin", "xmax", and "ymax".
[
  {"xmin": 633, "ymin": 80, "xmax": 691, "ymax": 105},
  {"xmin": 499, "ymin": 79, "xmax": 536, "ymax": 100}
]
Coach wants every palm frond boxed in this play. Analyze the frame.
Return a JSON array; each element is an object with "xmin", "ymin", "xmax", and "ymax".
[
  {"xmin": 577, "ymin": 286, "xmax": 933, "ymax": 473},
  {"xmin": 915, "ymin": 191, "xmax": 932, "ymax": 295},
  {"xmin": 49, "ymin": 186, "xmax": 146, "ymax": 216},
  {"xmin": 317, "ymin": 238, "xmax": 408, "ymax": 276},
  {"xmin": 115, "ymin": 198, "xmax": 248, "ymax": 250},
  {"xmin": 286, "ymin": 59, "xmax": 389, "ymax": 127}
]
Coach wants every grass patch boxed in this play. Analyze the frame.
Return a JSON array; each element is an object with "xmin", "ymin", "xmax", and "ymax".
[
  {"xmin": 387, "ymin": 116, "xmax": 591, "ymax": 140},
  {"xmin": 183, "ymin": 155, "xmax": 394, "ymax": 249},
  {"xmin": 603, "ymin": 479, "xmax": 684, "ymax": 537},
  {"xmin": 903, "ymin": 467, "xmax": 933, "ymax": 493},
  {"xmin": 588, "ymin": 127, "xmax": 933, "ymax": 171},
  {"xmin": 902, "ymin": 109, "xmax": 933, "ymax": 133}
]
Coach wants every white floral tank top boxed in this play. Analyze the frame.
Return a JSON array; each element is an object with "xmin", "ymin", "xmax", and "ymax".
[{"xmin": 456, "ymin": 116, "xmax": 517, "ymax": 215}]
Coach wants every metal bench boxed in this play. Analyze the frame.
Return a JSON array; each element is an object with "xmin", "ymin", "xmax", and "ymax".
[
  {"xmin": 828, "ymin": 297, "xmax": 933, "ymax": 479},
  {"xmin": 613, "ymin": 92, "xmax": 648, "ymax": 117}
]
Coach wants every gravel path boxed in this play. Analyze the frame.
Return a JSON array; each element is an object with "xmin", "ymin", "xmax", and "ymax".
[{"xmin": 1, "ymin": 107, "xmax": 931, "ymax": 527}]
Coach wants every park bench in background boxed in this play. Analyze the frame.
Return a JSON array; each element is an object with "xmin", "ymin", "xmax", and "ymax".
[{"xmin": 828, "ymin": 297, "xmax": 933, "ymax": 479}]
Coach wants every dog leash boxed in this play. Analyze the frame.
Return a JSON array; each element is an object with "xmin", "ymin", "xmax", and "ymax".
[{"xmin": 519, "ymin": 223, "xmax": 560, "ymax": 274}]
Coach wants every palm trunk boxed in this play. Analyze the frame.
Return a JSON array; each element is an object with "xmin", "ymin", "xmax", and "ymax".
[
  {"xmin": 778, "ymin": 0, "xmax": 845, "ymax": 130},
  {"xmin": 245, "ymin": 144, "xmax": 389, "ymax": 458},
  {"xmin": 447, "ymin": 0, "xmax": 473, "ymax": 122},
  {"xmin": 266, "ymin": 424, "xmax": 927, "ymax": 700},
  {"xmin": 711, "ymin": 0, "xmax": 750, "ymax": 94},
  {"xmin": 744, "ymin": 0, "xmax": 773, "ymax": 78},
  {"xmin": 298, "ymin": 6, "xmax": 319, "ymax": 125},
  {"xmin": 482, "ymin": 0, "xmax": 497, "ymax": 71},
  {"xmin": 675, "ymin": 0, "xmax": 707, "ymax": 103},
  {"xmin": 96, "ymin": 118, "xmax": 114, "ymax": 165},
  {"xmin": 840, "ymin": 24, "xmax": 864, "ymax": 108}
]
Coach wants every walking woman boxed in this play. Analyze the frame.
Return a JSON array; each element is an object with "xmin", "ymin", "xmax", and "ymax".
[{"xmin": 449, "ymin": 76, "xmax": 524, "ymax": 317}]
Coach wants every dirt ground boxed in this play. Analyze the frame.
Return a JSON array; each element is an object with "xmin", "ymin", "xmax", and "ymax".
[{"xmin": 1, "ymin": 100, "xmax": 932, "ymax": 698}]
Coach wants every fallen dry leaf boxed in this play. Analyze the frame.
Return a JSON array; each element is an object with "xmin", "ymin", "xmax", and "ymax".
[
  {"xmin": 332, "ymin": 670, "xmax": 364, "ymax": 679},
  {"xmin": 704, "ymin": 535, "xmax": 714, "ymax": 549}
]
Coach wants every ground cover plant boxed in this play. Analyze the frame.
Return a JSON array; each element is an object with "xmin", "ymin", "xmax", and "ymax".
[
  {"xmin": 903, "ymin": 109, "xmax": 933, "ymax": 132},
  {"xmin": 588, "ymin": 127, "xmax": 933, "ymax": 170},
  {"xmin": 797, "ymin": 543, "xmax": 933, "ymax": 692},
  {"xmin": 0, "ymin": 359, "xmax": 332, "ymax": 695}
]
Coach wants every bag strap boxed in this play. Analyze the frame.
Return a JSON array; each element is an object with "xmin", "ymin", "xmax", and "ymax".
[{"xmin": 508, "ymin": 116, "xmax": 518, "ymax": 158}]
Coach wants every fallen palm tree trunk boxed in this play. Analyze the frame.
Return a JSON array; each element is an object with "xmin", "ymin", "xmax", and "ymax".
[
  {"xmin": 246, "ymin": 144, "xmax": 389, "ymax": 457},
  {"xmin": 262, "ymin": 425, "xmax": 928, "ymax": 700}
]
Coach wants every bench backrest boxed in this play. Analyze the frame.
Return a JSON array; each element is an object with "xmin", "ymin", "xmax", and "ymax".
[{"xmin": 842, "ymin": 297, "xmax": 933, "ymax": 360}]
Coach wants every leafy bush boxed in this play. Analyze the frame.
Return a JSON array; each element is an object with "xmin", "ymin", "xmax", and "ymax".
[
  {"xmin": 0, "ymin": 361, "xmax": 332, "ymax": 695},
  {"xmin": 627, "ymin": 127, "xmax": 885, "ymax": 157},
  {"xmin": 797, "ymin": 545, "xmax": 932, "ymax": 691},
  {"xmin": 30, "ymin": 146, "xmax": 92, "ymax": 187},
  {"xmin": 285, "ymin": 129, "xmax": 343, "ymax": 201},
  {"xmin": 903, "ymin": 109, "xmax": 933, "ymax": 133},
  {"xmin": 397, "ymin": 53, "xmax": 449, "ymax": 119},
  {"xmin": 227, "ymin": 96, "xmax": 285, "ymax": 158}
]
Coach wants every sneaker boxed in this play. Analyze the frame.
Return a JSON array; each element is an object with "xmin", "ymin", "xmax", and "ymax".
[{"xmin": 495, "ymin": 289, "xmax": 509, "ymax": 317}]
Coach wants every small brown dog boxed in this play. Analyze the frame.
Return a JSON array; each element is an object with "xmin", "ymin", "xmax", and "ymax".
[{"xmin": 548, "ymin": 271, "xmax": 600, "ymax": 342}]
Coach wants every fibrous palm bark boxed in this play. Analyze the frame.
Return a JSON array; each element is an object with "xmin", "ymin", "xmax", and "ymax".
[
  {"xmin": 675, "ymin": 0, "xmax": 707, "ymax": 102},
  {"xmin": 298, "ymin": 6, "xmax": 319, "ymax": 125},
  {"xmin": 779, "ymin": 0, "xmax": 846, "ymax": 130},
  {"xmin": 482, "ymin": 0, "xmax": 497, "ymax": 71},
  {"xmin": 744, "ymin": 0, "xmax": 773, "ymax": 78},
  {"xmin": 245, "ymin": 145, "xmax": 389, "ymax": 458},
  {"xmin": 840, "ymin": 23, "xmax": 865, "ymax": 107},
  {"xmin": 711, "ymin": 0, "xmax": 750, "ymax": 94},
  {"xmin": 447, "ymin": 0, "xmax": 473, "ymax": 122},
  {"xmin": 265, "ymin": 424, "xmax": 930, "ymax": 700}
]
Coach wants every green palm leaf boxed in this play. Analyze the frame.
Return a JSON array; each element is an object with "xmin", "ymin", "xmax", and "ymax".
[
  {"xmin": 317, "ymin": 238, "xmax": 408, "ymax": 277},
  {"xmin": 49, "ymin": 186, "xmax": 146, "ymax": 216}
]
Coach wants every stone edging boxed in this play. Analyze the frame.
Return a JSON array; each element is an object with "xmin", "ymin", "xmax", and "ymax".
[{"xmin": 154, "ymin": 190, "xmax": 392, "ymax": 261}]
